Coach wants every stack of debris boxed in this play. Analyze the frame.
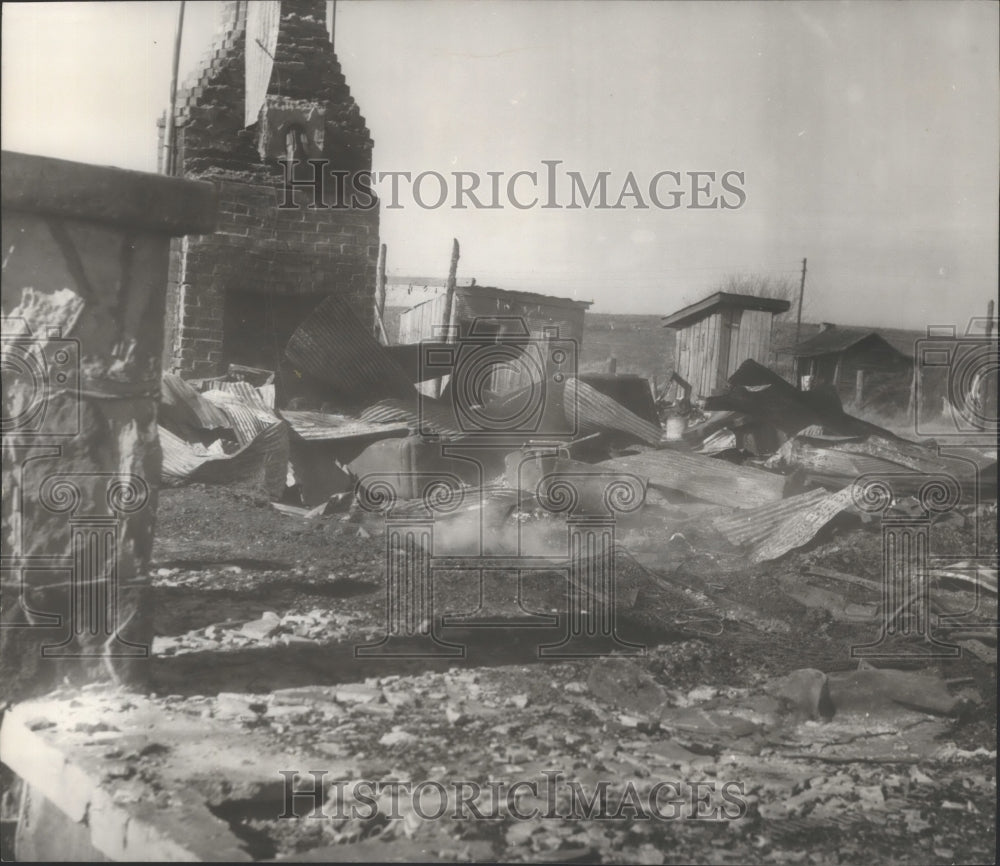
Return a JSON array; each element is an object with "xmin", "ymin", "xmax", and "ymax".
[
  {"xmin": 158, "ymin": 295, "xmax": 678, "ymax": 508},
  {"xmin": 156, "ymin": 299, "xmax": 997, "ymax": 665}
]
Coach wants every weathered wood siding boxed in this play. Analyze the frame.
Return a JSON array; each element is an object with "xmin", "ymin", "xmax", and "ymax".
[
  {"xmin": 397, "ymin": 291, "xmax": 449, "ymax": 344},
  {"xmin": 397, "ymin": 288, "xmax": 589, "ymax": 394},
  {"xmin": 675, "ymin": 310, "xmax": 722, "ymax": 397},
  {"xmin": 673, "ymin": 306, "xmax": 777, "ymax": 397},
  {"xmin": 398, "ymin": 290, "xmax": 586, "ymax": 345}
]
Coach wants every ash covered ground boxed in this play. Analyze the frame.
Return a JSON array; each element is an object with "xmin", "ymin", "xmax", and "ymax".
[{"xmin": 134, "ymin": 483, "xmax": 998, "ymax": 864}]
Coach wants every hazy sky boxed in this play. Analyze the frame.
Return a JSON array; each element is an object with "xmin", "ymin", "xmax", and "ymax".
[{"xmin": 2, "ymin": 1, "xmax": 997, "ymax": 330}]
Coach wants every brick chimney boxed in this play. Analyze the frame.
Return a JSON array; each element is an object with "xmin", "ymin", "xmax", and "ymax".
[{"xmin": 162, "ymin": 0, "xmax": 378, "ymax": 380}]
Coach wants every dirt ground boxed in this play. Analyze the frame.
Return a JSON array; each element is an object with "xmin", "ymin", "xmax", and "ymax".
[{"xmin": 136, "ymin": 483, "xmax": 1000, "ymax": 863}]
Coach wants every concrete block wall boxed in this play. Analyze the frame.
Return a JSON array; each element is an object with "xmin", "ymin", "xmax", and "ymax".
[{"xmin": 164, "ymin": 0, "xmax": 378, "ymax": 378}]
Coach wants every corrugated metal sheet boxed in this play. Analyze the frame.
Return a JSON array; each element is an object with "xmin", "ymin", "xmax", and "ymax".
[
  {"xmin": 201, "ymin": 389, "xmax": 280, "ymax": 447},
  {"xmin": 750, "ymin": 486, "xmax": 856, "ymax": 564},
  {"xmin": 359, "ymin": 396, "xmax": 465, "ymax": 439},
  {"xmin": 566, "ymin": 378, "xmax": 663, "ymax": 446},
  {"xmin": 160, "ymin": 374, "xmax": 232, "ymax": 432},
  {"xmin": 390, "ymin": 485, "xmax": 522, "ymax": 518},
  {"xmin": 579, "ymin": 373, "xmax": 659, "ymax": 426},
  {"xmin": 160, "ymin": 422, "xmax": 289, "ymax": 499},
  {"xmin": 210, "ymin": 380, "xmax": 273, "ymax": 410},
  {"xmin": 285, "ymin": 295, "xmax": 415, "ymax": 401},
  {"xmin": 711, "ymin": 487, "xmax": 829, "ymax": 547},
  {"xmin": 362, "ymin": 376, "xmax": 666, "ymax": 446},
  {"xmin": 596, "ymin": 448, "xmax": 787, "ymax": 509},
  {"xmin": 281, "ymin": 409, "xmax": 410, "ymax": 441}
]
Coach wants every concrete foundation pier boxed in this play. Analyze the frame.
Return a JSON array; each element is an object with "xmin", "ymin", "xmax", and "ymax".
[{"xmin": 1, "ymin": 151, "xmax": 216, "ymax": 698}]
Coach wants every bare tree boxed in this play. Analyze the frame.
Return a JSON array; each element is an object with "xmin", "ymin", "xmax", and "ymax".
[{"xmin": 713, "ymin": 272, "xmax": 801, "ymax": 319}]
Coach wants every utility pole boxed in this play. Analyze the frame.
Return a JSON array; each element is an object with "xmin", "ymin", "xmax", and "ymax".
[
  {"xmin": 983, "ymin": 298, "xmax": 997, "ymax": 424},
  {"xmin": 163, "ymin": 0, "xmax": 186, "ymax": 176},
  {"xmin": 374, "ymin": 243, "xmax": 388, "ymax": 344},
  {"xmin": 795, "ymin": 257, "xmax": 807, "ymax": 346},
  {"xmin": 443, "ymin": 238, "xmax": 460, "ymax": 338},
  {"xmin": 331, "ymin": 0, "xmax": 337, "ymax": 50},
  {"xmin": 430, "ymin": 239, "xmax": 461, "ymax": 398}
]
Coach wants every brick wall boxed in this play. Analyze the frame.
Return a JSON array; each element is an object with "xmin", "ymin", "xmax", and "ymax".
[{"xmin": 164, "ymin": 0, "xmax": 377, "ymax": 378}]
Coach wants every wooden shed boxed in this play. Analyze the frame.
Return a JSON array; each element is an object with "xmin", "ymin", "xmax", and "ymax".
[
  {"xmin": 397, "ymin": 285, "xmax": 593, "ymax": 395},
  {"xmin": 398, "ymin": 285, "xmax": 592, "ymax": 344},
  {"xmin": 662, "ymin": 292, "xmax": 791, "ymax": 397},
  {"xmin": 787, "ymin": 324, "xmax": 913, "ymax": 404}
]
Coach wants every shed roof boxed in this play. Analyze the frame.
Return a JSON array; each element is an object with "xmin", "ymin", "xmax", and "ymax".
[
  {"xmin": 405, "ymin": 284, "xmax": 593, "ymax": 314},
  {"xmin": 661, "ymin": 291, "xmax": 791, "ymax": 329},
  {"xmin": 786, "ymin": 327, "xmax": 913, "ymax": 360},
  {"xmin": 456, "ymin": 285, "xmax": 593, "ymax": 310}
]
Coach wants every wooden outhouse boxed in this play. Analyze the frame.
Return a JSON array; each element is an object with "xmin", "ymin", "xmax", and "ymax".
[{"xmin": 662, "ymin": 291, "xmax": 790, "ymax": 397}]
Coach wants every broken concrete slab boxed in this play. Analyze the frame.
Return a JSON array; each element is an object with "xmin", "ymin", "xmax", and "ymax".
[{"xmin": 0, "ymin": 690, "xmax": 285, "ymax": 860}]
